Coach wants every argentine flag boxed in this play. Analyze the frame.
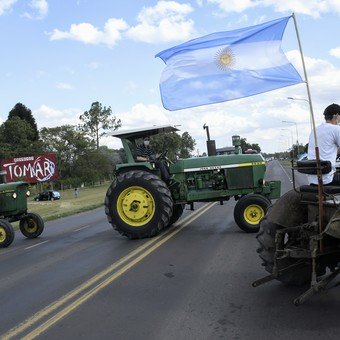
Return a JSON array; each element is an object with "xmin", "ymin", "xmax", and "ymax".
[{"xmin": 156, "ymin": 16, "xmax": 303, "ymax": 111}]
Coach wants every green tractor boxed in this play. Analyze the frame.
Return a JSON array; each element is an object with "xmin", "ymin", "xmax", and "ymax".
[
  {"xmin": 0, "ymin": 179, "xmax": 44, "ymax": 248},
  {"xmin": 104, "ymin": 125, "xmax": 281, "ymax": 239}
]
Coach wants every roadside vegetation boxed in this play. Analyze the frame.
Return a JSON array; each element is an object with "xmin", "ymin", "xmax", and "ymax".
[
  {"xmin": 26, "ymin": 183, "xmax": 109, "ymax": 222},
  {"xmin": 0, "ymin": 102, "xmax": 196, "ymax": 189}
]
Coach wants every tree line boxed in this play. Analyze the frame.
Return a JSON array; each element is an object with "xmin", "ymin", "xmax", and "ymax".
[{"xmin": 0, "ymin": 102, "xmax": 196, "ymax": 188}]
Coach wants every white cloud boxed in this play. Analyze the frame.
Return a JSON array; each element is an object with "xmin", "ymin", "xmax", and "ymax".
[
  {"xmin": 56, "ymin": 82, "xmax": 73, "ymax": 90},
  {"xmin": 22, "ymin": 0, "xmax": 48, "ymax": 19},
  {"xmin": 101, "ymin": 103, "xmax": 171, "ymax": 149},
  {"xmin": 49, "ymin": 18, "xmax": 129, "ymax": 48},
  {"xmin": 207, "ymin": 0, "xmax": 257, "ymax": 13},
  {"xmin": 262, "ymin": 0, "xmax": 335, "ymax": 18},
  {"xmin": 124, "ymin": 81, "xmax": 138, "ymax": 95},
  {"xmin": 126, "ymin": 1, "xmax": 195, "ymax": 43},
  {"xmin": 205, "ymin": 0, "xmax": 340, "ymax": 17},
  {"xmin": 0, "ymin": 0, "xmax": 17, "ymax": 15},
  {"xmin": 31, "ymin": 0, "xmax": 48, "ymax": 17},
  {"xmin": 119, "ymin": 103, "xmax": 170, "ymax": 128},
  {"xmin": 87, "ymin": 62, "xmax": 100, "ymax": 70},
  {"xmin": 34, "ymin": 104, "xmax": 81, "ymax": 128},
  {"xmin": 236, "ymin": 14, "xmax": 249, "ymax": 24},
  {"xmin": 48, "ymin": 1, "xmax": 195, "ymax": 47},
  {"xmin": 330, "ymin": 47, "xmax": 340, "ymax": 58}
]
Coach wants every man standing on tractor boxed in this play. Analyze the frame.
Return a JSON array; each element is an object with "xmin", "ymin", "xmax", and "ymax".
[
  {"xmin": 136, "ymin": 136, "xmax": 170, "ymax": 182},
  {"xmin": 308, "ymin": 103, "xmax": 340, "ymax": 185}
]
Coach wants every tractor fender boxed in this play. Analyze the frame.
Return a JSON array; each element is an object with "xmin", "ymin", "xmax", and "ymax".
[
  {"xmin": 115, "ymin": 165, "xmax": 156, "ymax": 176},
  {"xmin": 325, "ymin": 208, "xmax": 340, "ymax": 239},
  {"xmin": 266, "ymin": 189, "xmax": 307, "ymax": 228}
]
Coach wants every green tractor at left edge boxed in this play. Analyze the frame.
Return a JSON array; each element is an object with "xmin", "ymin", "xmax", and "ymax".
[
  {"xmin": 0, "ymin": 176, "xmax": 44, "ymax": 248},
  {"xmin": 104, "ymin": 125, "xmax": 281, "ymax": 239}
]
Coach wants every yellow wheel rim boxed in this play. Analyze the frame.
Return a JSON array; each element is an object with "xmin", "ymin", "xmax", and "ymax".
[
  {"xmin": 0, "ymin": 227, "xmax": 6, "ymax": 243},
  {"xmin": 117, "ymin": 186, "xmax": 155, "ymax": 227},
  {"xmin": 24, "ymin": 219, "xmax": 38, "ymax": 233},
  {"xmin": 244, "ymin": 204, "xmax": 265, "ymax": 225}
]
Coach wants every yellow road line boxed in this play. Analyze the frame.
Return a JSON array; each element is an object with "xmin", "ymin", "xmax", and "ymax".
[
  {"xmin": 23, "ymin": 202, "xmax": 216, "ymax": 339},
  {"xmin": 3, "ymin": 202, "xmax": 215, "ymax": 340}
]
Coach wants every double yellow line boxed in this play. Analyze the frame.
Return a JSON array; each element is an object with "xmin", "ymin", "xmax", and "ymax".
[{"xmin": 3, "ymin": 202, "xmax": 216, "ymax": 340}]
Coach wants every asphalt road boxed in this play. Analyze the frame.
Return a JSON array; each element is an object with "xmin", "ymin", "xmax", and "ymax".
[{"xmin": 1, "ymin": 160, "xmax": 340, "ymax": 340}]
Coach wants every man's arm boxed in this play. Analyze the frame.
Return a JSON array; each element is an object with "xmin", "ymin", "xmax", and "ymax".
[
  {"xmin": 136, "ymin": 155, "xmax": 149, "ymax": 161},
  {"xmin": 334, "ymin": 126, "xmax": 340, "ymax": 149}
]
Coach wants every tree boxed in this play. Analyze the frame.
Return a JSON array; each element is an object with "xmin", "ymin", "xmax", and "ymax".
[
  {"xmin": 40, "ymin": 125, "xmax": 121, "ymax": 185},
  {"xmin": 240, "ymin": 138, "xmax": 261, "ymax": 153},
  {"xmin": 289, "ymin": 143, "xmax": 305, "ymax": 159},
  {"xmin": 179, "ymin": 131, "xmax": 196, "ymax": 158},
  {"xmin": 150, "ymin": 131, "xmax": 196, "ymax": 161},
  {"xmin": 40, "ymin": 125, "xmax": 94, "ymax": 180},
  {"xmin": 79, "ymin": 101, "xmax": 122, "ymax": 150},
  {"xmin": 0, "ymin": 117, "xmax": 43, "ymax": 158},
  {"xmin": 8, "ymin": 103, "xmax": 39, "ymax": 141},
  {"xmin": 73, "ymin": 146, "xmax": 115, "ymax": 184}
]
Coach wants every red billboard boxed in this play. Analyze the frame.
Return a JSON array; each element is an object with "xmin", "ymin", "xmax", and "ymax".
[{"xmin": 0, "ymin": 153, "xmax": 59, "ymax": 183}]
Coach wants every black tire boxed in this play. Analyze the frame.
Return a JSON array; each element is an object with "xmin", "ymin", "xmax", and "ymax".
[
  {"xmin": 168, "ymin": 204, "xmax": 185, "ymax": 226},
  {"xmin": 0, "ymin": 219, "xmax": 15, "ymax": 248},
  {"xmin": 105, "ymin": 170, "xmax": 173, "ymax": 239},
  {"xmin": 234, "ymin": 194, "xmax": 271, "ymax": 233},
  {"xmin": 19, "ymin": 212, "xmax": 45, "ymax": 238},
  {"xmin": 256, "ymin": 215, "xmax": 311, "ymax": 286}
]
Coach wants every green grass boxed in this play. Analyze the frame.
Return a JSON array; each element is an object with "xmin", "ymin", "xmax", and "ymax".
[{"xmin": 26, "ymin": 182, "xmax": 109, "ymax": 222}]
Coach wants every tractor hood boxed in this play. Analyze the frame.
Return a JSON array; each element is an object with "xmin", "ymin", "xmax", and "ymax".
[
  {"xmin": 0, "ymin": 181, "xmax": 28, "ymax": 192},
  {"xmin": 170, "ymin": 154, "xmax": 265, "ymax": 173}
]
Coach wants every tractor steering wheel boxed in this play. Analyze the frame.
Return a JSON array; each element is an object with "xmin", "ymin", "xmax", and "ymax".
[
  {"xmin": 157, "ymin": 150, "xmax": 174, "ymax": 164},
  {"xmin": 157, "ymin": 150, "xmax": 168, "ymax": 161}
]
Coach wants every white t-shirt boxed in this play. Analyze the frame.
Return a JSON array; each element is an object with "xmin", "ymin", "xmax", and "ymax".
[{"xmin": 307, "ymin": 122, "xmax": 340, "ymax": 184}]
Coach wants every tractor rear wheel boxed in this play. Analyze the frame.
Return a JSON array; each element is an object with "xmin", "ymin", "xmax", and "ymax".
[
  {"xmin": 0, "ymin": 219, "xmax": 15, "ymax": 248},
  {"xmin": 168, "ymin": 204, "xmax": 185, "ymax": 226},
  {"xmin": 105, "ymin": 170, "xmax": 173, "ymax": 239},
  {"xmin": 256, "ymin": 216, "xmax": 311, "ymax": 286},
  {"xmin": 19, "ymin": 212, "xmax": 45, "ymax": 238},
  {"xmin": 234, "ymin": 194, "xmax": 271, "ymax": 233}
]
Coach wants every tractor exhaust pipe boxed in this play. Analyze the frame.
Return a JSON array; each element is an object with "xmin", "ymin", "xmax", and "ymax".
[{"xmin": 203, "ymin": 124, "xmax": 216, "ymax": 156}]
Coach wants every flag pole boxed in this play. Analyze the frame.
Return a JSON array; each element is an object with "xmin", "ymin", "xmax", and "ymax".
[{"xmin": 291, "ymin": 13, "xmax": 325, "ymax": 241}]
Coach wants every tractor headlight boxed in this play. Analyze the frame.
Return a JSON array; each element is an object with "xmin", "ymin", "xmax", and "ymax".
[
  {"xmin": 26, "ymin": 190, "xmax": 31, "ymax": 197},
  {"xmin": 258, "ymin": 178, "xmax": 265, "ymax": 186},
  {"xmin": 12, "ymin": 192, "xmax": 17, "ymax": 199}
]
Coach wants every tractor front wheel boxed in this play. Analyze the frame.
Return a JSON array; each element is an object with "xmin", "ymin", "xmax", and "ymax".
[
  {"xmin": 0, "ymin": 219, "xmax": 15, "ymax": 248},
  {"xmin": 105, "ymin": 170, "xmax": 173, "ymax": 239},
  {"xmin": 19, "ymin": 212, "xmax": 45, "ymax": 238},
  {"xmin": 234, "ymin": 194, "xmax": 271, "ymax": 233}
]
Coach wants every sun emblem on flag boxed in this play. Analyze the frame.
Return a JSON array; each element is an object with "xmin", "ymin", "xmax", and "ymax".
[{"xmin": 215, "ymin": 47, "xmax": 235, "ymax": 70}]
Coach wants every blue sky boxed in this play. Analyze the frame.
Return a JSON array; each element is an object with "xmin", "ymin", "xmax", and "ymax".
[{"xmin": 0, "ymin": 0, "xmax": 339, "ymax": 154}]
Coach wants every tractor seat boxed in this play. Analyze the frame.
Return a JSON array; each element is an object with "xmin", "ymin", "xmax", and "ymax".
[
  {"xmin": 299, "ymin": 185, "xmax": 340, "ymax": 195},
  {"xmin": 296, "ymin": 160, "xmax": 332, "ymax": 175},
  {"xmin": 297, "ymin": 160, "xmax": 340, "ymax": 194}
]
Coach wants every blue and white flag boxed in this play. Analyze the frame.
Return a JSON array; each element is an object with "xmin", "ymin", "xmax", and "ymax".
[{"xmin": 156, "ymin": 16, "xmax": 303, "ymax": 111}]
